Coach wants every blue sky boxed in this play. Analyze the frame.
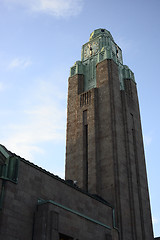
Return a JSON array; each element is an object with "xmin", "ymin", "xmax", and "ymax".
[{"xmin": 0, "ymin": 0, "xmax": 159, "ymax": 237}]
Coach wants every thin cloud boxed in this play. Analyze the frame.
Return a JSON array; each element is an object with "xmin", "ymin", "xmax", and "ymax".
[
  {"xmin": 1, "ymin": 104, "xmax": 65, "ymax": 160},
  {"xmin": 4, "ymin": 0, "xmax": 83, "ymax": 17},
  {"xmin": 152, "ymin": 216, "xmax": 159, "ymax": 224},
  {"xmin": 0, "ymin": 79, "xmax": 66, "ymax": 161},
  {"xmin": 143, "ymin": 134, "xmax": 153, "ymax": 147},
  {"xmin": 8, "ymin": 57, "xmax": 32, "ymax": 70},
  {"xmin": 116, "ymin": 36, "xmax": 136, "ymax": 56},
  {"xmin": 0, "ymin": 82, "xmax": 5, "ymax": 91}
]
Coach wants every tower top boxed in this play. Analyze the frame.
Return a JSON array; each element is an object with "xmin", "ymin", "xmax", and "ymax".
[
  {"xmin": 89, "ymin": 28, "xmax": 114, "ymax": 41},
  {"xmin": 70, "ymin": 29, "xmax": 135, "ymax": 91}
]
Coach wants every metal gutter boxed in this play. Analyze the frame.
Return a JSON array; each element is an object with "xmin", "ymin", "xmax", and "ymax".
[{"xmin": 0, "ymin": 156, "xmax": 19, "ymax": 210}]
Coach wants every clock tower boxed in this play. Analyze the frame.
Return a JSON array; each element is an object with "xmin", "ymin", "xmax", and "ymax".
[{"xmin": 65, "ymin": 29, "xmax": 153, "ymax": 240}]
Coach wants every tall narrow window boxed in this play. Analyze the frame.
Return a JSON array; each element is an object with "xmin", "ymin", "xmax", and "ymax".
[{"xmin": 83, "ymin": 110, "xmax": 88, "ymax": 191}]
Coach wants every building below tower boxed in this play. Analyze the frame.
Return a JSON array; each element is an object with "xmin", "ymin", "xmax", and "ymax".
[{"xmin": 0, "ymin": 144, "xmax": 118, "ymax": 240}]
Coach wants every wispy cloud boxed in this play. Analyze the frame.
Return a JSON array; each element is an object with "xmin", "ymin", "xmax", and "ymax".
[
  {"xmin": 152, "ymin": 216, "xmax": 159, "ymax": 224},
  {"xmin": 143, "ymin": 134, "xmax": 153, "ymax": 147},
  {"xmin": 0, "ymin": 79, "xmax": 66, "ymax": 161},
  {"xmin": 4, "ymin": 0, "xmax": 83, "ymax": 17},
  {"xmin": 8, "ymin": 57, "xmax": 32, "ymax": 70},
  {"xmin": 116, "ymin": 36, "xmax": 133, "ymax": 53},
  {"xmin": 0, "ymin": 82, "xmax": 5, "ymax": 91}
]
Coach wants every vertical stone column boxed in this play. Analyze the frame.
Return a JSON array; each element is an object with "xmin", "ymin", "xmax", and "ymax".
[{"xmin": 121, "ymin": 78, "xmax": 154, "ymax": 240}]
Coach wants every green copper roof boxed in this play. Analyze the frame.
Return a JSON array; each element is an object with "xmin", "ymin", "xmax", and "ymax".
[
  {"xmin": 0, "ymin": 145, "xmax": 19, "ymax": 183},
  {"xmin": 70, "ymin": 29, "xmax": 135, "ymax": 91},
  {"xmin": 89, "ymin": 28, "xmax": 114, "ymax": 41}
]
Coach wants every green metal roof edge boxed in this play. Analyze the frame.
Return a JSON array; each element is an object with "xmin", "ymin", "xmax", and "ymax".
[
  {"xmin": 0, "ymin": 145, "xmax": 19, "ymax": 184},
  {"xmin": 38, "ymin": 199, "xmax": 111, "ymax": 230},
  {"xmin": 0, "ymin": 145, "xmax": 10, "ymax": 158}
]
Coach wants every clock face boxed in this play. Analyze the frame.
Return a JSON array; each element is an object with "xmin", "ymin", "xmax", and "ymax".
[
  {"xmin": 84, "ymin": 41, "xmax": 99, "ymax": 60},
  {"xmin": 92, "ymin": 41, "xmax": 99, "ymax": 55}
]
